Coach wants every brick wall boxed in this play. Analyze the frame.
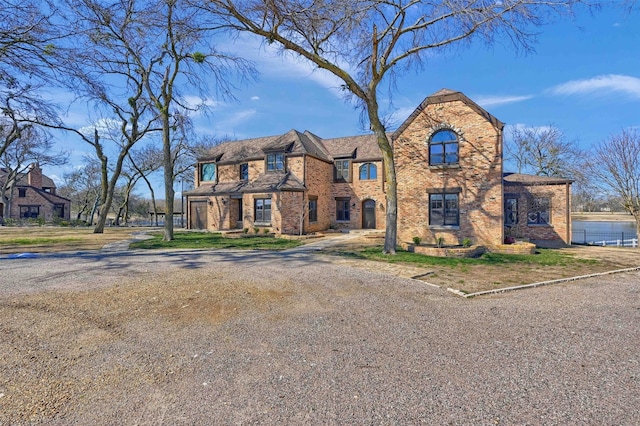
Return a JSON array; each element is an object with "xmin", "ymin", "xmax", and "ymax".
[
  {"xmin": 504, "ymin": 182, "xmax": 572, "ymax": 247},
  {"xmin": 329, "ymin": 160, "xmax": 386, "ymax": 230},
  {"xmin": 304, "ymin": 157, "xmax": 332, "ymax": 233},
  {"xmin": 8, "ymin": 186, "xmax": 71, "ymax": 222},
  {"xmin": 395, "ymin": 99, "xmax": 503, "ymax": 247}
]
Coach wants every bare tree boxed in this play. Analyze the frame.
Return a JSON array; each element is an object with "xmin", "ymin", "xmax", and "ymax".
[
  {"xmin": 127, "ymin": 144, "xmax": 163, "ymax": 225},
  {"xmin": 58, "ymin": 160, "xmax": 102, "ymax": 223},
  {"xmin": 129, "ymin": 0, "xmax": 254, "ymax": 241},
  {"xmin": 506, "ymin": 125, "xmax": 584, "ymax": 178},
  {"xmin": 199, "ymin": 0, "xmax": 585, "ymax": 253},
  {"xmin": 54, "ymin": 0, "xmax": 167, "ymax": 233},
  {"xmin": 589, "ymin": 129, "xmax": 640, "ymax": 241}
]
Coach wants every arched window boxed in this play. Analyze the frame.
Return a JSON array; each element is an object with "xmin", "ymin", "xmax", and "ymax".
[
  {"xmin": 359, "ymin": 162, "xmax": 377, "ymax": 180},
  {"xmin": 429, "ymin": 129, "xmax": 459, "ymax": 165}
]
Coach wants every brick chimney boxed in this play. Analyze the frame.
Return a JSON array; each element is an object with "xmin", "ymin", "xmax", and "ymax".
[{"xmin": 27, "ymin": 163, "xmax": 43, "ymax": 188}]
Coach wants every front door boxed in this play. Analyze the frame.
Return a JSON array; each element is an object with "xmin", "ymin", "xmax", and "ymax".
[
  {"xmin": 362, "ymin": 199, "xmax": 376, "ymax": 229},
  {"xmin": 189, "ymin": 200, "xmax": 208, "ymax": 230}
]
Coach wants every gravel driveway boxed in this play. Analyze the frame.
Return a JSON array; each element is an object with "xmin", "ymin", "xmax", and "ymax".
[{"xmin": 1, "ymin": 248, "xmax": 639, "ymax": 424}]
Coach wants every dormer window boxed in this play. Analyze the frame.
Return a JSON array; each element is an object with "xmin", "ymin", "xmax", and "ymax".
[
  {"xmin": 266, "ymin": 153, "xmax": 285, "ymax": 172},
  {"xmin": 199, "ymin": 163, "xmax": 216, "ymax": 182},
  {"xmin": 334, "ymin": 159, "xmax": 350, "ymax": 182},
  {"xmin": 429, "ymin": 129, "xmax": 459, "ymax": 166}
]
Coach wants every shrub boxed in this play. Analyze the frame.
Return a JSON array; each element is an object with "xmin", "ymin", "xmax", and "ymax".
[
  {"xmin": 462, "ymin": 238, "xmax": 472, "ymax": 248},
  {"xmin": 412, "ymin": 236, "xmax": 421, "ymax": 245},
  {"xmin": 263, "ymin": 228, "xmax": 270, "ymax": 234},
  {"xmin": 253, "ymin": 227, "xmax": 259, "ymax": 234},
  {"xmin": 435, "ymin": 236, "xmax": 445, "ymax": 248},
  {"xmin": 243, "ymin": 228, "xmax": 249, "ymax": 234}
]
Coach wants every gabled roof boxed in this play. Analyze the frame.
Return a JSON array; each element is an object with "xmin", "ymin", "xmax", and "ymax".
[
  {"xmin": 199, "ymin": 129, "xmax": 383, "ymax": 165},
  {"xmin": 0, "ymin": 168, "xmax": 57, "ymax": 189},
  {"xmin": 200, "ymin": 129, "xmax": 334, "ymax": 164},
  {"xmin": 392, "ymin": 88, "xmax": 505, "ymax": 140},
  {"xmin": 503, "ymin": 173, "xmax": 574, "ymax": 185}
]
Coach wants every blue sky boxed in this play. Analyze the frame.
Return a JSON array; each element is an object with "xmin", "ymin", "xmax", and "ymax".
[{"xmin": 50, "ymin": 4, "xmax": 640, "ymax": 197}]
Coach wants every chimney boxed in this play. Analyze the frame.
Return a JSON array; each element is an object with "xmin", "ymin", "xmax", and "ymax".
[{"xmin": 27, "ymin": 163, "xmax": 43, "ymax": 188}]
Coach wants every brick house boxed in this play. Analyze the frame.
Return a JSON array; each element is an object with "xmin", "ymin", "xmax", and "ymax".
[
  {"xmin": 0, "ymin": 163, "xmax": 71, "ymax": 222},
  {"xmin": 186, "ymin": 89, "xmax": 572, "ymax": 248}
]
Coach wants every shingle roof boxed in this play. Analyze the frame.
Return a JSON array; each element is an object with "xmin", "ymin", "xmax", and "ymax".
[
  {"xmin": 320, "ymin": 134, "xmax": 384, "ymax": 161},
  {"xmin": 198, "ymin": 128, "xmax": 384, "ymax": 166},
  {"xmin": 184, "ymin": 172, "xmax": 306, "ymax": 196},
  {"xmin": 503, "ymin": 173, "xmax": 574, "ymax": 185},
  {"xmin": 244, "ymin": 172, "xmax": 306, "ymax": 192}
]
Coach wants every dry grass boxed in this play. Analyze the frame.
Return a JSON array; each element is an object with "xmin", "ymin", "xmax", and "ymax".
[{"xmin": 0, "ymin": 226, "xmax": 154, "ymax": 254}]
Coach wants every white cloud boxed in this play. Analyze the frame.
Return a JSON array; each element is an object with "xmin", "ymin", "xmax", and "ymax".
[
  {"xmin": 78, "ymin": 118, "xmax": 121, "ymax": 136},
  {"xmin": 475, "ymin": 95, "xmax": 534, "ymax": 108},
  {"xmin": 231, "ymin": 35, "xmax": 349, "ymax": 99},
  {"xmin": 251, "ymin": 96, "xmax": 260, "ymax": 101},
  {"xmin": 549, "ymin": 74, "xmax": 640, "ymax": 99},
  {"xmin": 217, "ymin": 109, "xmax": 257, "ymax": 131}
]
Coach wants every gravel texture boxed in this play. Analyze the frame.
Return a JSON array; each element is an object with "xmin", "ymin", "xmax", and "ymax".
[{"xmin": 0, "ymin": 247, "xmax": 639, "ymax": 424}]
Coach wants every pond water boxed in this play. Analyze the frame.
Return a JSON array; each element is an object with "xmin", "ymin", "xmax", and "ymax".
[{"xmin": 572, "ymin": 220, "xmax": 637, "ymax": 244}]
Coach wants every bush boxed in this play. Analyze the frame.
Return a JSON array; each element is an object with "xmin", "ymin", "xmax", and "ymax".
[
  {"xmin": 462, "ymin": 238, "xmax": 472, "ymax": 248},
  {"xmin": 253, "ymin": 227, "xmax": 259, "ymax": 234},
  {"xmin": 243, "ymin": 228, "xmax": 249, "ymax": 234},
  {"xmin": 263, "ymin": 228, "xmax": 270, "ymax": 234},
  {"xmin": 435, "ymin": 236, "xmax": 445, "ymax": 248},
  {"xmin": 412, "ymin": 236, "xmax": 421, "ymax": 245}
]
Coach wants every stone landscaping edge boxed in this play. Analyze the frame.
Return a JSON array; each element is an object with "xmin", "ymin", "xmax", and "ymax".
[{"xmin": 445, "ymin": 265, "xmax": 640, "ymax": 298}]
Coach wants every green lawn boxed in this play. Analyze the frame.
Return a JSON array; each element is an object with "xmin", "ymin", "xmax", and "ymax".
[{"xmin": 130, "ymin": 232, "xmax": 303, "ymax": 250}]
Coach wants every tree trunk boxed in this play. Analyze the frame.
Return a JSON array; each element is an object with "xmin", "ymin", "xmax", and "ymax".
[
  {"xmin": 162, "ymin": 108, "xmax": 174, "ymax": 241},
  {"xmin": 366, "ymin": 98, "xmax": 397, "ymax": 254}
]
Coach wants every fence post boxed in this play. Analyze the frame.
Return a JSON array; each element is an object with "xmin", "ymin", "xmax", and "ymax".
[
  {"xmin": 622, "ymin": 232, "xmax": 624, "ymax": 247},
  {"xmin": 584, "ymin": 229, "xmax": 587, "ymax": 244}
]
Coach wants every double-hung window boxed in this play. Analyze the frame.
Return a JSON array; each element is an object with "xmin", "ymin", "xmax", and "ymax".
[
  {"xmin": 429, "ymin": 192, "xmax": 459, "ymax": 226},
  {"xmin": 254, "ymin": 198, "xmax": 272, "ymax": 223},
  {"xmin": 336, "ymin": 198, "xmax": 350, "ymax": 221}
]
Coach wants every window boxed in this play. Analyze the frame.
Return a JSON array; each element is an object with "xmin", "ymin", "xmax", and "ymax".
[
  {"xmin": 334, "ymin": 160, "xmax": 350, "ymax": 182},
  {"xmin": 254, "ymin": 198, "xmax": 272, "ymax": 223},
  {"xmin": 359, "ymin": 163, "xmax": 377, "ymax": 180},
  {"xmin": 309, "ymin": 197, "xmax": 318, "ymax": 223},
  {"xmin": 429, "ymin": 129, "xmax": 459, "ymax": 165},
  {"xmin": 266, "ymin": 153, "xmax": 285, "ymax": 171},
  {"xmin": 200, "ymin": 163, "xmax": 216, "ymax": 182},
  {"xmin": 20, "ymin": 206, "xmax": 39, "ymax": 219},
  {"xmin": 429, "ymin": 193, "xmax": 459, "ymax": 226},
  {"xmin": 505, "ymin": 196, "xmax": 518, "ymax": 227},
  {"xmin": 239, "ymin": 163, "xmax": 249, "ymax": 181},
  {"xmin": 237, "ymin": 199, "xmax": 243, "ymax": 222},
  {"xmin": 336, "ymin": 198, "xmax": 350, "ymax": 221},
  {"xmin": 18, "ymin": 188, "xmax": 26, "ymax": 198},
  {"xmin": 53, "ymin": 203, "xmax": 65, "ymax": 219},
  {"xmin": 528, "ymin": 197, "xmax": 550, "ymax": 225}
]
